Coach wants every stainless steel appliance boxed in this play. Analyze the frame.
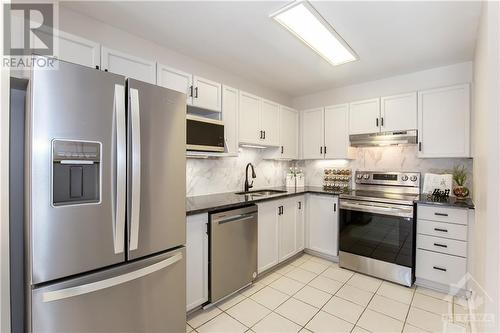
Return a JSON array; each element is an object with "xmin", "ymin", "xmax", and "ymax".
[
  {"xmin": 210, "ymin": 205, "xmax": 258, "ymax": 303},
  {"xmin": 186, "ymin": 114, "xmax": 225, "ymax": 152},
  {"xmin": 24, "ymin": 58, "xmax": 186, "ymax": 332},
  {"xmin": 339, "ymin": 171, "xmax": 420, "ymax": 286},
  {"xmin": 349, "ymin": 130, "xmax": 418, "ymax": 147}
]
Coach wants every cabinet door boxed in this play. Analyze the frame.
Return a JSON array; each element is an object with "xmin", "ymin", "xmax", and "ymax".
[
  {"xmin": 381, "ymin": 92, "xmax": 417, "ymax": 132},
  {"xmin": 193, "ymin": 76, "xmax": 222, "ymax": 112},
  {"xmin": 239, "ymin": 91, "xmax": 262, "ymax": 145},
  {"xmin": 257, "ymin": 201, "xmax": 279, "ymax": 273},
  {"xmin": 261, "ymin": 99, "xmax": 280, "ymax": 146},
  {"xmin": 295, "ymin": 196, "xmax": 305, "ymax": 253},
  {"xmin": 222, "ymin": 85, "xmax": 239, "ymax": 156},
  {"xmin": 279, "ymin": 199, "xmax": 296, "ymax": 262},
  {"xmin": 101, "ymin": 47, "xmax": 156, "ymax": 84},
  {"xmin": 301, "ymin": 108, "xmax": 324, "ymax": 159},
  {"xmin": 418, "ymin": 84, "xmax": 470, "ymax": 158},
  {"xmin": 156, "ymin": 64, "xmax": 193, "ymax": 105},
  {"xmin": 279, "ymin": 106, "xmax": 299, "ymax": 159},
  {"xmin": 349, "ymin": 98, "xmax": 380, "ymax": 135},
  {"xmin": 186, "ymin": 214, "xmax": 209, "ymax": 311},
  {"xmin": 324, "ymin": 104, "xmax": 350, "ymax": 159},
  {"xmin": 306, "ymin": 195, "xmax": 338, "ymax": 257}
]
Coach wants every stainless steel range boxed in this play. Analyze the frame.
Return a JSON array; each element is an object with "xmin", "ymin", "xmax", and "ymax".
[{"xmin": 339, "ymin": 171, "xmax": 421, "ymax": 286}]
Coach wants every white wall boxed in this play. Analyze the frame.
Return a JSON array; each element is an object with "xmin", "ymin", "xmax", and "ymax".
[
  {"xmin": 58, "ymin": 6, "xmax": 292, "ymax": 106},
  {"xmin": 292, "ymin": 62, "xmax": 472, "ymax": 110},
  {"xmin": 471, "ymin": 2, "xmax": 500, "ymax": 331}
]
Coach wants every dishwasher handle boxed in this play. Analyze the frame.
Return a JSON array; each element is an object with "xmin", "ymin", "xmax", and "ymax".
[{"xmin": 215, "ymin": 213, "xmax": 256, "ymax": 225}]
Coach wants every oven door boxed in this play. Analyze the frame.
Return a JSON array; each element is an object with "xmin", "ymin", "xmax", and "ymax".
[{"xmin": 339, "ymin": 199, "xmax": 414, "ymax": 268}]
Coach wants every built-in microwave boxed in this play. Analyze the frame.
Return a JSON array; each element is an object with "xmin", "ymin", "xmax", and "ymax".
[{"xmin": 186, "ymin": 114, "xmax": 225, "ymax": 152}]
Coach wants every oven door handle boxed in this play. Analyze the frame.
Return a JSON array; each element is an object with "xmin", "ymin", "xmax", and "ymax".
[{"xmin": 339, "ymin": 201, "xmax": 413, "ymax": 218}]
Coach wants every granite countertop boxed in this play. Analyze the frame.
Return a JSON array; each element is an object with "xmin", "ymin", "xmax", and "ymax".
[
  {"xmin": 187, "ymin": 187, "xmax": 475, "ymax": 216},
  {"xmin": 415, "ymin": 195, "xmax": 475, "ymax": 209},
  {"xmin": 186, "ymin": 186, "xmax": 346, "ymax": 215}
]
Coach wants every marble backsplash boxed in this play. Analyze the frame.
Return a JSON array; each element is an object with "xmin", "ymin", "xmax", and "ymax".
[
  {"xmin": 186, "ymin": 148, "xmax": 292, "ymax": 196},
  {"xmin": 294, "ymin": 145, "xmax": 474, "ymax": 193},
  {"xmin": 187, "ymin": 146, "xmax": 473, "ymax": 197}
]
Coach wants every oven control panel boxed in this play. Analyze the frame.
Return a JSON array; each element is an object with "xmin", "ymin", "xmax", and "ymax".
[{"xmin": 355, "ymin": 171, "xmax": 420, "ymax": 187}]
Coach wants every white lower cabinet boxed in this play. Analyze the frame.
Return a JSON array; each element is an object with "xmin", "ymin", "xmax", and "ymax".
[
  {"xmin": 257, "ymin": 196, "xmax": 304, "ymax": 274},
  {"xmin": 306, "ymin": 194, "xmax": 339, "ymax": 257},
  {"xmin": 416, "ymin": 204, "xmax": 469, "ymax": 291},
  {"xmin": 186, "ymin": 213, "xmax": 209, "ymax": 311}
]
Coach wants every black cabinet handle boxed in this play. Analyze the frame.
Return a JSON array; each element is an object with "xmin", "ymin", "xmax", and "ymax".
[
  {"xmin": 194, "ymin": 87, "xmax": 199, "ymax": 98},
  {"xmin": 433, "ymin": 266, "xmax": 447, "ymax": 272},
  {"xmin": 376, "ymin": 118, "xmax": 379, "ymax": 127},
  {"xmin": 419, "ymin": 142, "xmax": 422, "ymax": 151},
  {"xmin": 281, "ymin": 146, "xmax": 284, "ymax": 154},
  {"xmin": 324, "ymin": 146, "xmax": 327, "ymax": 154},
  {"xmin": 95, "ymin": 65, "xmax": 100, "ymax": 70},
  {"xmin": 320, "ymin": 146, "xmax": 323, "ymax": 154},
  {"xmin": 189, "ymin": 85, "xmax": 193, "ymax": 97},
  {"xmin": 263, "ymin": 131, "xmax": 266, "ymax": 139},
  {"xmin": 104, "ymin": 69, "xmax": 108, "ymax": 72},
  {"xmin": 434, "ymin": 228, "xmax": 448, "ymax": 232},
  {"xmin": 434, "ymin": 243, "xmax": 448, "ymax": 248},
  {"xmin": 334, "ymin": 203, "xmax": 337, "ymax": 212},
  {"xmin": 259, "ymin": 131, "xmax": 263, "ymax": 139},
  {"xmin": 434, "ymin": 212, "xmax": 449, "ymax": 217},
  {"xmin": 298, "ymin": 201, "xmax": 301, "ymax": 210},
  {"xmin": 381, "ymin": 117, "xmax": 384, "ymax": 126}
]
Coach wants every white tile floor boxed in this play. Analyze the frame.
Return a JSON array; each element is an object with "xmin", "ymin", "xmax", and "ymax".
[{"xmin": 187, "ymin": 253, "xmax": 471, "ymax": 333}]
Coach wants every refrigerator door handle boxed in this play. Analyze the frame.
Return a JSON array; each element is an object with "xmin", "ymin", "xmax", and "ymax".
[
  {"xmin": 129, "ymin": 88, "xmax": 141, "ymax": 251},
  {"xmin": 113, "ymin": 84, "xmax": 126, "ymax": 254},
  {"xmin": 42, "ymin": 252, "xmax": 183, "ymax": 303}
]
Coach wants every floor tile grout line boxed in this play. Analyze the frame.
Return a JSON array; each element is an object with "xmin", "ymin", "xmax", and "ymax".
[{"xmin": 349, "ymin": 275, "xmax": 385, "ymax": 333}]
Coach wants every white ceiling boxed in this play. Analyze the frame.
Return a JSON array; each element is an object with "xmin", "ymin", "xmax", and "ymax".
[{"xmin": 61, "ymin": 1, "xmax": 481, "ymax": 97}]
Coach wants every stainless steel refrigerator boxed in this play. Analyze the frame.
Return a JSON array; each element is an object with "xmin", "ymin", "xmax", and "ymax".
[{"xmin": 25, "ymin": 59, "xmax": 186, "ymax": 332}]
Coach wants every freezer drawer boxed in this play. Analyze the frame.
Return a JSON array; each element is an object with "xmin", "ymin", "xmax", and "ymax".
[{"xmin": 31, "ymin": 248, "xmax": 185, "ymax": 333}]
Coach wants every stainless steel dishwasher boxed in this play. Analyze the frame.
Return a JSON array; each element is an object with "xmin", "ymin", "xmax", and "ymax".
[{"xmin": 210, "ymin": 205, "xmax": 258, "ymax": 303}]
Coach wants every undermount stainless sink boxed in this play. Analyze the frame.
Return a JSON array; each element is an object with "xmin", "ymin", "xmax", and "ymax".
[{"xmin": 235, "ymin": 189, "xmax": 287, "ymax": 196}]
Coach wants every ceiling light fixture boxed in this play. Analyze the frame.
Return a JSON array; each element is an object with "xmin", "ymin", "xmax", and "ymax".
[{"xmin": 270, "ymin": 1, "xmax": 358, "ymax": 66}]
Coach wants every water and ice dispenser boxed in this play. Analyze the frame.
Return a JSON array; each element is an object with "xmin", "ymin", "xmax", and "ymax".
[{"xmin": 52, "ymin": 140, "xmax": 101, "ymax": 206}]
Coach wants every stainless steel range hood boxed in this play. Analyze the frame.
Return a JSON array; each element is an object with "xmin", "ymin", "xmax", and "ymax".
[{"xmin": 349, "ymin": 130, "xmax": 418, "ymax": 147}]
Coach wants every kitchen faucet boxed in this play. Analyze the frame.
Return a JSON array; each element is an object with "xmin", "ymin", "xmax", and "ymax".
[{"xmin": 244, "ymin": 163, "xmax": 256, "ymax": 192}]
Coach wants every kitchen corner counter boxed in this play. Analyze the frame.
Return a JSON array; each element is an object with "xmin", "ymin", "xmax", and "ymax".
[
  {"xmin": 415, "ymin": 195, "xmax": 475, "ymax": 209},
  {"xmin": 186, "ymin": 186, "xmax": 345, "ymax": 216}
]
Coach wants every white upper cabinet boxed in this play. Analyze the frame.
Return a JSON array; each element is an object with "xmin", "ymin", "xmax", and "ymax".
[
  {"xmin": 32, "ymin": 30, "xmax": 100, "ymax": 69},
  {"xmin": 349, "ymin": 98, "xmax": 380, "ymax": 135},
  {"xmin": 156, "ymin": 64, "xmax": 193, "ymax": 104},
  {"xmin": 381, "ymin": 92, "xmax": 417, "ymax": 132},
  {"xmin": 101, "ymin": 47, "xmax": 156, "ymax": 84},
  {"xmin": 239, "ymin": 91, "xmax": 262, "ymax": 144},
  {"xmin": 238, "ymin": 92, "xmax": 279, "ymax": 147},
  {"xmin": 222, "ymin": 85, "xmax": 239, "ymax": 156},
  {"xmin": 418, "ymin": 84, "xmax": 470, "ymax": 158},
  {"xmin": 279, "ymin": 106, "xmax": 299, "ymax": 159},
  {"xmin": 261, "ymin": 99, "xmax": 280, "ymax": 146},
  {"xmin": 324, "ymin": 104, "xmax": 351, "ymax": 159},
  {"xmin": 192, "ymin": 76, "xmax": 222, "ymax": 112},
  {"xmin": 301, "ymin": 108, "xmax": 324, "ymax": 159}
]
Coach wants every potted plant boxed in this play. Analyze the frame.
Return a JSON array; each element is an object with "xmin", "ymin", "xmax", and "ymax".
[{"xmin": 452, "ymin": 165, "xmax": 469, "ymax": 199}]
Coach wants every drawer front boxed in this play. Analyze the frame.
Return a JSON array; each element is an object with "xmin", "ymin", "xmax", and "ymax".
[
  {"xmin": 416, "ymin": 249, "xmax": 466, "ymax": 285},
  {"xmin": 417, "ymin": 220, "xmax": 467, "ymax": 241},
  {"xmin": 417, "ymin": 234, "xmax": 467, "ymax": 257},
  {"xmin": 417, "ymin": 205, "xmax": 468, "ymax": 225}
]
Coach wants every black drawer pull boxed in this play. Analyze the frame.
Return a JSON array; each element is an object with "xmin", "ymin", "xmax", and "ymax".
[
  {"xmin": 433, "ymin": 266, "xmax": 447, "ymax": 272},
  {"xmin": 434, "ymin": 212, "xmax": 449, "ymax": 217},
  {"xmin": 434, "ymin": 243, "xmax": 448, "ymax": 248},
  {"xmin": 434, "ymin": 228, "xmax": 448, "ymax": 232}
]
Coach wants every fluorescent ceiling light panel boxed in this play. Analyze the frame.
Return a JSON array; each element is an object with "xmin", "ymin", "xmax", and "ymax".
[{"xmin": 271, "ymin": 1, "xmax": 358, "ymax": 66}]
